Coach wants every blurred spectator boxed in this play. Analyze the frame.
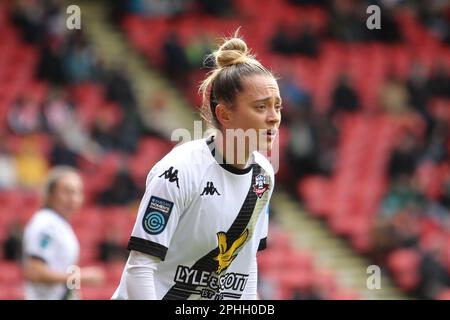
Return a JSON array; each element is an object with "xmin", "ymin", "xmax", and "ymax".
[
  {"xmin": 292, "ymin": 285, "xmax": 326, "ymax": 300},
  {"xmin": 327, "ymin": 0, "xmax": 366, "ymax": 42},
  {"xmin": 119, "ymin": 0, "xmax": 189, "ymax": 18},
  {"xmin": 98, "ymin": 228, "xmax": 128, "ymax": 262},
  {"xmin": 186, "ymin": 34, "xmax": 214, "ymax": 68},
  {"xmin": 50, "ymin": 136, "xmax": 79, "ymax": 168},
  {"xmin": 43, "ymin": 0, "xmax": 66, "ymax": 43},
  {"xmin": 416, "ymin": 240, "xmax": 450, "ymax": 299},
  {"xmin": 295, "ymin": 23, "xmax": 320, "ymax": 57},
  {"xmin": 286, "ymin": 108, "xmax": 320, "ymax": 183},
  {"xmin": 315, "ymin": 117, "xmax": 338, "ymax": 176},
  {"xmin": 42, "ymin": 88, "xmax": 76, "ymax": 135},
  {"xmin": 406, "ymin": 61, "xmax": 433, "ymax": 136},
  {"xmin": 15, "ymin": 139, "xmax": 49, "ymax": 190},
  {"xmin": 390, "ymin": 210, "xmax": 421, "ymax": 249},
  {"xmin": 380, "ymin": 175, "xmax": 425, "ymax": 218},
  {"xmin": 422, "ymin": 120, "xmax": 449, "ymax": 164},
  {"xmin": 0, "ymin": 136, "xmax": 17, "ymax": 189},
  {"xmin": 55, "ymin": 110, "xmax": 101, "ymax": 163},
  {"xmin": 140, "ymin": 89, "xmax": 174, "ymax": 138},
  {"xmin": 37, "ymin": 39, "xmax": 66, "ymax": 84},
  {"xmin": 91, "ymin": 117, "xmax": 116, "ymax": 152},
  {"xmin": 63, "ymin": 32, "xmax": 98, "ymax": 83},
  {"xmin": 439, "ymin": 177, "xmax": 450, "ymax": 210},
  {"xmin": 99, "ymin": 169, "xmax": 139, "ymax": 206},
  {"xmin": 427, "ymin": 61, "xmax": 450, "ymax": 98},
  {"xmin": 417, "ymin": 0, "xmax": 450, "ymax": 43},
  {"xmin": 278, "ymin": 71, "xmax": 311, "ymax": 116},
  {"xmin": 2, "ymin": 221, "xmax": 23, "ymax": 262},
  {"xmin": 113, "ymin": 114, "xmax": 141, "ymax": 153},
  {"xmin": 271, "ymin": 25, "xmax": 298, "ymax": 55},
  {"xmin": 12, "ymin": 0, "xmax": 46, "ymax": 44},
  {"xmin": 110, "ymin": 0, "xmax": 130, "ymax": 23},
  {"xmin": 197, "ymin": 0, "xmax": 234, "ymax": 17},
  {"xmin": 368, "ymin": 6, "xmax": 402, "ymax": 43},
  {"xmin": 91, "ymin": 108, "xmax": 140, "ymax": 154},
  {"xmin": 7, "ymin": 95, "xmax": 43, "ymax": 135},
  {"xmin": 163, "ymin": 32, "xmax": 190, "ymax": 85},
  {"xmin": 329, "ymin": 73, "xmax": 360, "ymax": 116},
  {"xmin": 144, "ymin": 0, "xmax": 187, "ymax": 17},
  {"xmin": 380, "ymin": 73, "xmax": 411, "ymax": 114},
  {"xmin": 105, "ymin": 65, "xmax": 137, "ymax": 112},
  {"xmin": 388, "ymin": 130, "xmax": 422, "ymax": 179}
]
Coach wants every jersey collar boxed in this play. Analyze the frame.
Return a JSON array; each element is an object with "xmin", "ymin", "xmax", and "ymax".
[{"xmin": 206, "ymin": 135, "xmax": 254, "ymax": 175}]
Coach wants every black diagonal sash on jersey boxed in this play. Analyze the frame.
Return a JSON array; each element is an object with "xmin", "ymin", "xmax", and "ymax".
[{"xmin": 162, "ymin": 165, "xmax": 263, "ymax": 300}]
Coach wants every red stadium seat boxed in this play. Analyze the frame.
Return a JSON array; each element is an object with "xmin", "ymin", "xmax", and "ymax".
[
  {"xmin": 80, "ymin": 284, "xmax": 117, "ymax": 300},
  {"xmin": 0, "ymin": 261, "xmax": 23, "ymax": 284},
  {"xmin": 0, "ymin": 283, "xmax": 24, "ymax": 300},
  {"xmin": 329, "ymin": 289, "xmax": 360, "ymax": 300},
  {"xmin": 387, "ymin": 249, "xmax": 421, "ymax": 292}
]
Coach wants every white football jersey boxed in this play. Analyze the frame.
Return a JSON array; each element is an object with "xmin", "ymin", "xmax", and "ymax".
[
  {"xmin": 113, "ymin": 136, "xmax": 274, "ymax": 300},
  {"xmin": 23, "ymin": 208, "xmax": 80, "ymax": 300}
]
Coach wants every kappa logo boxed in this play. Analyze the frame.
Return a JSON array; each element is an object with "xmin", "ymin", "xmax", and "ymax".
[
  {"xmin": 201, "ymin": 181, "xmax": 220, "ymax": 196},
  {"xmin": 252, "ymin": 174, "xmax": 269, "ymax": 198},
  {"xmin": 159, "ymin": 166, "xmax": 180, "ymax": 188},
  {"xmin": 214, "ymin": 229, "xmax": 248, "ymax": 274}
]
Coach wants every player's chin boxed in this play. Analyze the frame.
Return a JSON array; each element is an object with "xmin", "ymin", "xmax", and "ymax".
[{"xmin": 257, "ymin": 138, "xmax": 274, "ymax": 154}]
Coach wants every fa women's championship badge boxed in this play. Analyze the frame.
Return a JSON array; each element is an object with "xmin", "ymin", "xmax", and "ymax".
[{"xmin": 253, "ymin": 174, "xmax": 269, "ymax": 198}]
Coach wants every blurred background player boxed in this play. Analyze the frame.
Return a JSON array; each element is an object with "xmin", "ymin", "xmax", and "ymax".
[{"xmin": 22, "ymin": 166, "xmax": 104, "ymax": 300}]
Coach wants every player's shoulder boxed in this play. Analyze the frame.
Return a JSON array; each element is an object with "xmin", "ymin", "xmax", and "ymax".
[
  {"xmin": 253, "ymin": 151, "xmax": 275, "ymax": 178},
  {"xmin": 25, "ymin": 208, "xmax": 66, "ymax": 235},
  {"xmin": 153, "ymin": 138, "xmax": 214, "ymax": 176}
]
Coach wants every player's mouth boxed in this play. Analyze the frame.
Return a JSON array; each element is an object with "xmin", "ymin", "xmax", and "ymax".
[{"xmin": 264, "ymin": 129, "xmax": 278, "ymax": 137}]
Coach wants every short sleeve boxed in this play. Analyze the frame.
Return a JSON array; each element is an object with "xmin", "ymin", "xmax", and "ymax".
[
  {"xmin": 127, "ymin": 163, "xmax": 188, "ymax": 261},
  {"xmin": 23, "ymin": 223, "xmax": 56, "ymax": 263}
]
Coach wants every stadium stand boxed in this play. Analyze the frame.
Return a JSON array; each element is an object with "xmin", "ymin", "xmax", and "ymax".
[{"xmin": 0, "ymin": 0, "xmax": 449, "ymax": 299}]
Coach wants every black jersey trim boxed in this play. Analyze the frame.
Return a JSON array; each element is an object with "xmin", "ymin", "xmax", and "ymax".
[
  {"xmin": 207, "ymin": 137, "xmax": 254, "ymax": 175},
  {"xmin": 258, "ymin": 237, "xmax": 267, "ymax": 251},
  {"xmin": 220, "ymin": 161, "xmax": 254, "ymax": 175},
  {"xmin": 127, "ymin": 236, "xmax": 168, "ymax": 261},
  {"xmin": 162, "ymin": 165, "xmax": 263, "ymax": 300}
]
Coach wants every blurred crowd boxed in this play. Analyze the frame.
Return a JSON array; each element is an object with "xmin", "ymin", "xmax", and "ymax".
[
  {"xmin": 0, "ymin": 0, "xmax": 449, "ymax": 299},
  {"xmin": 116, "ymin": 0, "xmax": 450, "ymax": 299},
  {"xmin": 0, "ymin": 0, "xmax": 152, "ymax": 198}
]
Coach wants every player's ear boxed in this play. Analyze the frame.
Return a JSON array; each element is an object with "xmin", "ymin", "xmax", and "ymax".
[{"xmin": 215, "ymin": 103, "xmax": 233, "ymax": 128}]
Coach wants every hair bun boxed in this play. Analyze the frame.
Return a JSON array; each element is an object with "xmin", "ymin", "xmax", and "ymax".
[{"xmin": 215, "ymin": 38, "xmax": 249, "ymax": 68}]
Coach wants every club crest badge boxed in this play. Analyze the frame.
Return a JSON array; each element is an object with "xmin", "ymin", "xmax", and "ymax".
[{"xmin": 253, "ymin": 174, "xmax": 270, "ymax": 199}]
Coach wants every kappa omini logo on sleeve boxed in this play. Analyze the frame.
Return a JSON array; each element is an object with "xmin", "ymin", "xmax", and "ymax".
[
  {"xmin": 142, "ymin": 196, "xmax": 174, "ymax": 235},
  {"xmin": 158, "ymin": 167, "xmax": 180, "ymax": 188}
]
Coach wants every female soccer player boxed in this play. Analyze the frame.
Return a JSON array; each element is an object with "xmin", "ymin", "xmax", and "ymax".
[
  {"xmin": 23, "ymin": 166, "xmax": 105, "ymax": 299},
  {"xmin": 112, "ymin": 33, "xmax": 282, "ymax": 300}
]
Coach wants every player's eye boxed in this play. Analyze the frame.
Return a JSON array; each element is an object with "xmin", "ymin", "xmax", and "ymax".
[{"xmin": 275, "ymin": 105, "xmax": 283, "ymax": 111}]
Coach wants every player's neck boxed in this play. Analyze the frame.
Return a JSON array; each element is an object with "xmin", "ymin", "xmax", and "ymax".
[{"xmin": 214, "ymin": 132, "xmax": 251, "ymax": 170}]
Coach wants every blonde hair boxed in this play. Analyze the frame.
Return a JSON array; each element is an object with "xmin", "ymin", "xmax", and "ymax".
[
  {"xmin": 199, "ymin": 31, "xmax": 274, "ymax": 129},
  {"xmin": 42, "ymin": 166, "xmax": 80, "ymax": 207}
]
